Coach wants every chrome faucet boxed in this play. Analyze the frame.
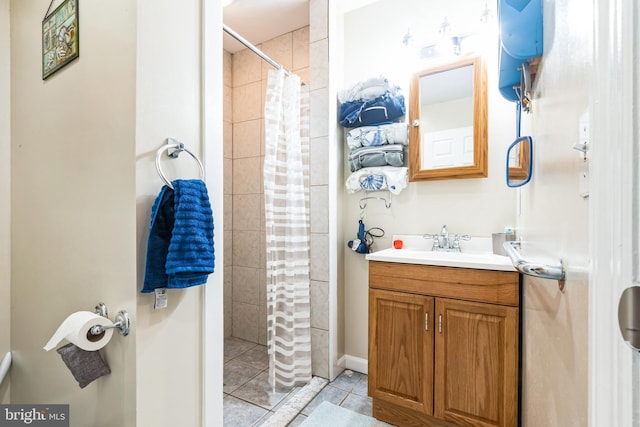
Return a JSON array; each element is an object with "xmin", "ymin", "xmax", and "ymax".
[
  {"xmin": 423, "ymin": 225, "xmax": 471, "ymax": 252},
  {"xmin": 440, "ymin": 225, "xmax": 449, "ymax": 249}
]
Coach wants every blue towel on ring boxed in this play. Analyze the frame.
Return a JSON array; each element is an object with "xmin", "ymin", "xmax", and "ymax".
[{"xmin": 142, "ymin": 179, "xmax": 215, "ymax": 293}]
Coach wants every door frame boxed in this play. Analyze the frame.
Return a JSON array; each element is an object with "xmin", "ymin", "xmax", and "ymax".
[
  {"xmin": 590, "ymin": 0, "xmax": 637, "ymax": 425},
  {"xmin": 202, "ymin": 1, "xmax": 224, "ymax": 426}
]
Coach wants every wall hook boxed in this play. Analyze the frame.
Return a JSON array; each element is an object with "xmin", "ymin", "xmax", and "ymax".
[{"xmin": 359, "ymin": 191, "xmax": 392, "ymax": 209}]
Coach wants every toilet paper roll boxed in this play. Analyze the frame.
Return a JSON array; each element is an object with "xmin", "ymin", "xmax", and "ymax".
[{"xmin": 43, "ymin": 311, "xmax": 114, "ymax": 352}]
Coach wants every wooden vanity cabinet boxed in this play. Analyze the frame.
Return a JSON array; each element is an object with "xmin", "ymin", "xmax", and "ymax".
[{"xmin": 368, "ymin": 261, "xmax": 520, "ymax": 427}]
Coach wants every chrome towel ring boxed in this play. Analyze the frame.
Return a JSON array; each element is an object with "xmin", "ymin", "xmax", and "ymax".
[{"xmin": 155, "ymin": 138, "xmax": 205, "ymax": 190}]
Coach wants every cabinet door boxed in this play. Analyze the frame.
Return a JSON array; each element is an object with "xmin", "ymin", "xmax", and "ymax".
[
  {"xmin": 369, "ymin": 289, "xmax": 435, "ymax": 415},
  {"xmin": 434, "ymin": 298, "xmax": 518, "ymax": 427}
]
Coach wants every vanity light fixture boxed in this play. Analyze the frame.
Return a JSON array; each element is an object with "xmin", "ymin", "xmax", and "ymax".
[{"xmin": 405, "ymin": 2, "xmax": 497, "ymax": 60}]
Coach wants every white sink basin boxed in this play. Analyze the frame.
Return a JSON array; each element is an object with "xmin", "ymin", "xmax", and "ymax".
[{"xmin": 365, "ymin": 235, "xmax": 516, "ymax": 272}]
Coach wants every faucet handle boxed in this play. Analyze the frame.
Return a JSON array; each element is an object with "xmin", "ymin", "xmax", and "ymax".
[
  {"xmin": 423, "ymin": 234, "xmax": 440, "ymax": 249},
  {"xmin": 452, "ymin": 234, "xmax": 471, "ymax": 250}
]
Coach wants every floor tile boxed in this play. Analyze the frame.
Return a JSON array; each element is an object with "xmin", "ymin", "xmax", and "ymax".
[
  {"xmin": 301, "ymin": 385, "xmax": 348, "ymax": 416},
  {"xmin": 233, "ymin": 371, "xmax": 290, "ymax": 410},
  {"xmin": 330, "ymin": 370, "xmax": 366, "ymax": 392},
  {"xmin": 225, "ymin": 337, "xmax": 258, "ymax": 359},
  {"xmin": 223, "ymin": 395, "xmax": 269, "ymax": 427},
  {"xmin": 340, "ymin": 393, "xmax": 373, "ymax": 417},
  {"xmin": 223, "ymin": 337, "xmax": 372, "ymax": 426},
  {"xmin": 224, "ymin": 359, "xmax": 262, "ymax": 394},
  {"xmin": 352, "ymin": 375, "xmax": 369, "ymax": 397},
  {"xmin": 234, "ymin": 344, "xmax": 269, "ymax": 370}
]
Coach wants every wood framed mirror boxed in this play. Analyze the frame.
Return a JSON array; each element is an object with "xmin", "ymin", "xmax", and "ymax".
[{"xmin": 408, "ymin": 55, "xmax": 488, "ymax": 181}]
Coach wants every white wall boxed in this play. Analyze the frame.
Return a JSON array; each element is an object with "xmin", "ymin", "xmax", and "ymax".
[
  {"xmin": 135, "ymin": 0, "xmax": 204, "ymax": 426},
  {"xmin": 341, "ymin": 0, "xmax": 516, "ymax": 361},
  {"xmin": 0, "ymin": 0, "xmax": 10, "ymax": 403},
  {"xmin": 517, "ymin": 0, "xmax": 591, "ymax": 424},
  {"xmin": 10, "ymin": 1, "xmax": 137, "ymax": 426}
]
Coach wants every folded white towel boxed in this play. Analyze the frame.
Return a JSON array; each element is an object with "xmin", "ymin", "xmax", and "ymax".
[
  {"xmin": 346, "ymin": 123, "xmax": 409, "ymax": 149},
  {"xmin": 345, "ymin": 166, "xmax": 408, "ymax": 195},
  {"xmin": 338, "ymin": 76, "xmax": 400, "ymax": 103}
]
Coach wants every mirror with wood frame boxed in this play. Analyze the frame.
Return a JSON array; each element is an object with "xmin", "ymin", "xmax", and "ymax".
[{"xmin": 409, "ymin": 55, "xmax": 488, "ymax": 181}]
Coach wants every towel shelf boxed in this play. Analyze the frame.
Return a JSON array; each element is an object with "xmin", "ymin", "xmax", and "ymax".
[
  {"xmin": 503, "ymin": 240, "xmax": 566, "ymax": 291},
  {"xmin": 155, "ymin": 138, "xmax": 204, "ymax": 190}
]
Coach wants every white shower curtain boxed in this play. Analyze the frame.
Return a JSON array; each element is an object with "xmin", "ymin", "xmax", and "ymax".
[{"xmin": 263, "ymin": 68, "xmax": 311, "ymax": 389}]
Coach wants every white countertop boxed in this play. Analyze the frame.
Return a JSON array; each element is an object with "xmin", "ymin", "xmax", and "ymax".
[{"xmin": 365, "ymin": 235, "xmax": 516, "ymax": 272}]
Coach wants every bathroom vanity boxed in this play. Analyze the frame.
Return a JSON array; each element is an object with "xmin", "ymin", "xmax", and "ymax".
[{"xmin": 366, "ymin": 245, "xmax": 520, "ymax": 427}]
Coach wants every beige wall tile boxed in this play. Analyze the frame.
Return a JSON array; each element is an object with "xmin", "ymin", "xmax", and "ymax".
[
  {"xmin": 233, "ymin": 82, "xmax": 262, "ymax": 122},
  {"xmin": 310, "ymin": 39, "xmax": 328, "ymax": 91},
  {"xmin": 311, "ymin": 280, "xmax": 329, "ymax": 330},
  {"xmin": 224, "ymin": 157, "xmax": 233, "ymax": 194},
  {"xmin": 310, "ymin": 137, "xmax": 329, "ymax": 186},
  {"xmin": 233, "ymin": 119, "xmax": 262, "ymax": 159},
  {"xmin": 310, "ymin": 233, "xmax": 329, "ymax": 282},
  {"xmin": 232, "ymin": 48, "xmax": 262, "ymax": 87},
  {"xmin": 224, "ymin": 194, "xmax": 233, "ymax": 231},
  {"xmin": 310, "ymin": 88, "xmax": 329, "ymax": 138},
  {"xmin": 297, "ymin": 67, "xmax": 310, "ymax": 86},
  {"xmin": 224, "ymin": 120, "xmax": 233, "ymax": 159},
  {"xmin": 232, "ymin": 157, "xmax": 261, "ymax": 194},
  {"xmin": 260, "ymin": 118, "xmax": 266, "ymax": 156},
  {"xmin": 224, "ymin": 50, "xmax": 232, "ymax": 87},
  {"xmin": 259, "ymin": 268, "xmax": 266, "ymax": 306},
  {"xmin": 310, "ymin": 185, "xmax": 329, "ymax": 233},
  {"xmin": 224, "ymin": 84, "xmax": 233, "ymax": 123},
  {"xmin": 233, "ymin": 194, "xmax": 261, "ymax": 231},
  {"xmin": 233, "ymin": 302, "xmax": 260, "ymax": 343},
  {"xmin": 261, "ymin": 33, "xmax": 293, "ymax": 80},
  {"xmin": 260, "ymin": 192, "xmax": 266, "ymax": 231},
  {"xmin": 224, "ymin": 229, "xmax": 233, "ymax": 266},
  {"xmin": 309, "ymin": 0, "xmax": 328, "ymax": 43},
  {"xmin": 224, "ymin": 265, "xmax": 233, "ymax": 337},
  {"xmin": 258, "ymin": 304, "xmax": 268, "ymax": 346},
  {"xmin": 259, "ymin": 231, "xmax": 266, "ymax": 271},
  {"xmin": 233, "ymin": 266, "xmax": 260, "ymax": 305},
  {"xmin": 233, "ymin": 229, "xmax": 261, "ymax": 268},
  {"xmin": 311, "ymin": 327, "xmax": 329, "ymax": 378},
  {"xmin": 293, "ymin": 26, "xmax": 310, "ymax": 71}
]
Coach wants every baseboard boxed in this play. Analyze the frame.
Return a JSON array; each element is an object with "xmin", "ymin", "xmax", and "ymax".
[{"xmin": 344, "ymin": 354, "xmax": 368, "ymax": 375}]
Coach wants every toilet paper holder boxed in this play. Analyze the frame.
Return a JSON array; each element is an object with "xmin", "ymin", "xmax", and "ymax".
[{"xmin": 91, "ymin": 303, "xmax": 130, "ymax": 337}]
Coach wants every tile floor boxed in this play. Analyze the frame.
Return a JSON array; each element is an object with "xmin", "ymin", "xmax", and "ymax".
[{"xmin": 224, "ymin": 337, "xmax": 376, "ymax": 426}]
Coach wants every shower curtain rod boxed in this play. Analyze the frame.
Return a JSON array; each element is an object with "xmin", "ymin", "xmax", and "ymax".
[{"xmin": 223, "ymin": 24, "xmax": 293, "ymax": 77}]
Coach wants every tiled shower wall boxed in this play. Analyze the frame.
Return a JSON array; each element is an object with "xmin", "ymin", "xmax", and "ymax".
[{"xmin": 223, "ymin": 24, "xmax": 332, "ymax": 378}]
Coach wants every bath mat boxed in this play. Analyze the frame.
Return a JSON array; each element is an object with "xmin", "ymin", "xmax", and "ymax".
[
  {"xmin": 260, "ymin": 376, "xmax": 328, "ymax": 427},
  {"xmin": 299, "ymin": 401, "xmax": 393, "ymax": 427}
]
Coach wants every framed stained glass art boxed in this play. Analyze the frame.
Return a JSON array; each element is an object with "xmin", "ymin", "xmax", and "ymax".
[{"xmin": 42, "ymin": 0, "xmax": 79, "ymax": 80}]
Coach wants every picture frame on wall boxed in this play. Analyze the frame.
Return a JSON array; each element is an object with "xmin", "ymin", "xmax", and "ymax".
[{"xmin": 42, "ymin": 0, "xmax": 79, "ymax": 80}]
